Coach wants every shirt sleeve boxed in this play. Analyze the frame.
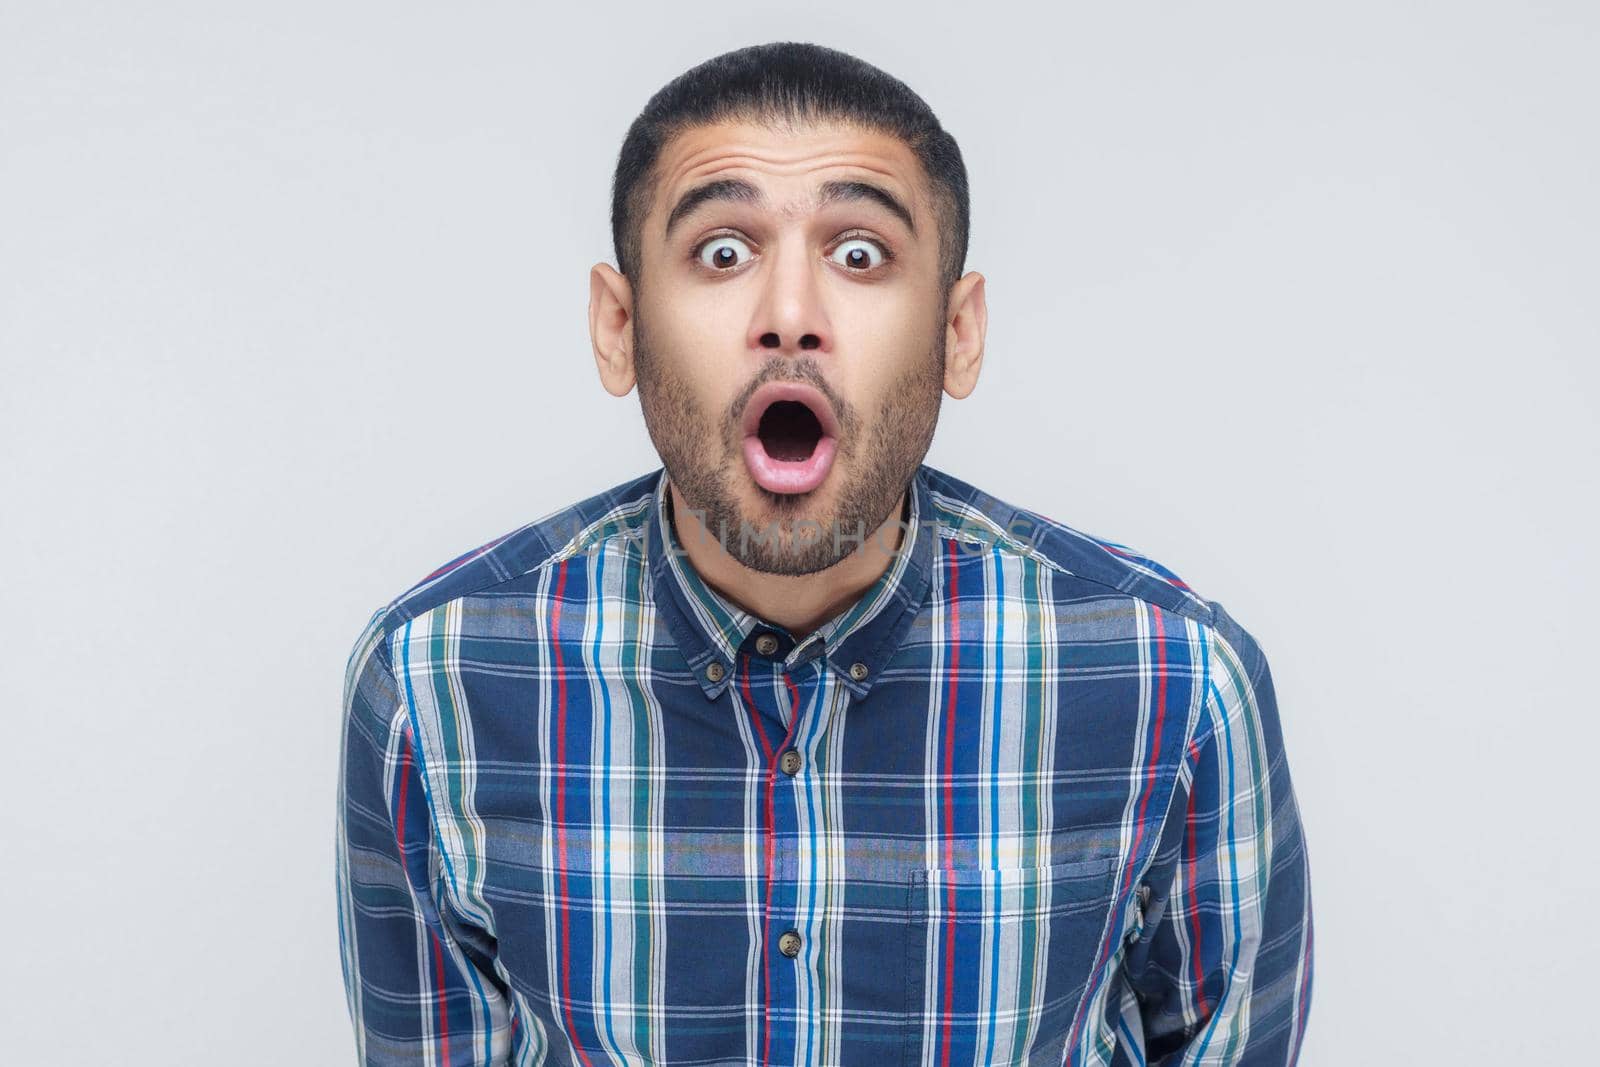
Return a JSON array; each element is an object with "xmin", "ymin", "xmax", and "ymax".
[
  {"xmin": 1123, "ymin": 602, "xmax": 1315, "ymax": 1065},
  {"xmin": 335, "ymin": 608, "xmax": 516, "ymax": 1065}
]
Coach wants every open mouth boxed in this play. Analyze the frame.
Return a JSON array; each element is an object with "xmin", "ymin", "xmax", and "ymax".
[
  {"xmin": 740, "ymin": 382, "xmax": 841, "ymax": 496},
  {"xmin": 757, "ymin": 400, "xmax": 825, "ymax": 461}
]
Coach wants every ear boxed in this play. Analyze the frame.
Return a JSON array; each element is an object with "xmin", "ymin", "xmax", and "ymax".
[
  {"xmin": 589, "ymin": 262, "xmax": 636, "ymax": 397},
  {"xmin": 942, "ymin": 270, "xmax": 987, "ymax": 400}
]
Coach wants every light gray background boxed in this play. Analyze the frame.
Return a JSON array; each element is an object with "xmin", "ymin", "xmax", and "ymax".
[{"xmin": 2, "ymin": 2, "xmax": 1595, "ymax": 1063}]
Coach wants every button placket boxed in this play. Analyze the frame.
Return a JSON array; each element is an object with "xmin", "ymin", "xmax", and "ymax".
[{"xmin": 740, "ymin": 655, "xmax": 811, "ymax": 1060}]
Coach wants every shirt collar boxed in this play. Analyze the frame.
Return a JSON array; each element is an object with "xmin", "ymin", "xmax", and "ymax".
[{"xmin": 644, "ymin": 464, "xmax": 936, "ymax": 701}]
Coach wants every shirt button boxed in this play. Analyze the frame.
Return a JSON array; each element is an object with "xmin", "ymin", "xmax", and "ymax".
[
  {"xmin": 705, "ymin": 662, "xmax": 725, "ymax": 683},
  {"xmin": 777, "ymin": 930, "xmax": 802, "ymax": 958},
  {"xmin": 780, "ymin": 749, "xmax": 802, "ymax": 776},
  {"xmin": 755, "ymin": 633, "xmax": 779, "ymax": 656},
  {"xmin": 848, "ymin": 661, "xmax": 869, "ymax": 681},
  {"xmin": 1128, "ymin": 883, "xmax": 1152, "ymax": 944}
]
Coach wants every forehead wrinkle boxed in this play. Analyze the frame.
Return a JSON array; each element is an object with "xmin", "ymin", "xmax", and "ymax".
[{"xmin": 653, "ymin": 128, "xmax": 925, "ymax": 235}]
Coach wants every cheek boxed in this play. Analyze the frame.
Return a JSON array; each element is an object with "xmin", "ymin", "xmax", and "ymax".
[
  {"xmin": 840, "ymin": 287, "xmax": 935, "ymax": 355},
  {"xmin": 647, "ymin": 284, "xmax": 747, "ymax": 356},
  {"xmin": 841, "ymin": 296, "xmax": 943, "ymax": 395},
  {"xmin": 641, "ymin": 293, "xmax": 745, "ymax": 385}
]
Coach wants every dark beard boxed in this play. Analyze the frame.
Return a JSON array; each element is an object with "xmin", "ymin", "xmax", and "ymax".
[{"xmin": 631, "ymin": 307, "xmax": 945, "ymax": 577}]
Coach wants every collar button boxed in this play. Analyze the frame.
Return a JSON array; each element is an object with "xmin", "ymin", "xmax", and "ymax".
[
  {"xmin": 848, "ymin": 661, "xmax": 869, "ymax": 681},
  {"xmin": 705, "ymin": 661, "xmax": 725, "ymax": 683}
]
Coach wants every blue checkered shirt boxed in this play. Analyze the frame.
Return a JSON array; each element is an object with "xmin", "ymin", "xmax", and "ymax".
[{"xmin": 336, "ymin": 462, "xmax": 1313, "ymax": 1065}]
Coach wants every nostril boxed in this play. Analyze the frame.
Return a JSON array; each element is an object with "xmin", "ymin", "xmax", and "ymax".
[
  {"xmin": 760, "ymin": 332, "xmax": 780, "ymax": 348},
  {"xmin": 800, "ymin": 334, "xmax": 820, "ymax": 350}
]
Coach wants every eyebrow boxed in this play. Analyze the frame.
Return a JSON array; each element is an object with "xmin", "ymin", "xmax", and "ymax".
[{"xmin": 663, "ymin": 177, "xmax": 917, "ymax": 239}]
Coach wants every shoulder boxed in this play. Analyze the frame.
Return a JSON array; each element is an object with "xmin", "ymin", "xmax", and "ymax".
[
  {"xmin": 918, "ymin": 463, "xmax": 1218, "ymax": 625},
  {"xmin": 917, "ymin": 465, "xmax": 1287, "ymax": 748},
  {"xmin": 357, "ymin": 468, "xmax": 663, "ymax": 652}
]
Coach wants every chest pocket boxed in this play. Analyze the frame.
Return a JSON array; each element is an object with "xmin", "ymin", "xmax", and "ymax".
[{"xmin": 904, "ymin": 854, "xmax": 1121, "ymax": 1067}]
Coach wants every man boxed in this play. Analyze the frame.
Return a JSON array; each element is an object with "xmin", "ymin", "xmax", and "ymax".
[{"xmin": 336, "ymin": 41, "xmax": 1313, "ymax": 1067}]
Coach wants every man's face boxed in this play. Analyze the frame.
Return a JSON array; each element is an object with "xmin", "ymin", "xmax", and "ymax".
[{"xmin": 629, "ymin": 118, "xmax": 951, "ymax": 577}]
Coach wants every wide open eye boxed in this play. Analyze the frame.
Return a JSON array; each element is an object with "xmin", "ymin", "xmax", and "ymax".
[
  {"xmin": 829, "ymin": 237, "xmax": 888, "ymax": 271},
  {"xmin": 697, "ymin": 235, "xmax": 755, "ymax": 271}
]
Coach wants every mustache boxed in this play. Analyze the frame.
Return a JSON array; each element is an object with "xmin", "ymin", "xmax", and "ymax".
[{"xmin": 726, "ymin": 357, "xmax": 850, "ymax": 430}]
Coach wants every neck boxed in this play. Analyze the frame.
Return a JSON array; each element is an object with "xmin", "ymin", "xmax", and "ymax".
[{"xmin": 666, "ymin": 480, "xmax": 908, "ymax": 638}]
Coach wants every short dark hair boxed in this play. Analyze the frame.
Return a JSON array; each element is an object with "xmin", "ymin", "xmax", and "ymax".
[{"xmin": 610, "ymin": 41, "xmax": 970, "ymax": 292}]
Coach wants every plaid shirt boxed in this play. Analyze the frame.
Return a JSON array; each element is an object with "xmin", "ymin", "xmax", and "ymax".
[{"xmin": 336, "ymin": 462, "xmax": 1313, "ymax": 1066}]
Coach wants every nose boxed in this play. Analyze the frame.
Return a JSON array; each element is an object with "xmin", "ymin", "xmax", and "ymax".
[{"xmin": 748, "ymin": 237, "xmax": 831, "ymax": 357}]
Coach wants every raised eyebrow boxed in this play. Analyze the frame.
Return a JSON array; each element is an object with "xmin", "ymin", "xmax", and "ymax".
[
  {"xmin": 664, "ymin": 179, "xmax": 766, "ymax": 240},
  {"xmin": 663, "ymin": 176, "xmax": 917, "ymax": 240},
  {"xmin": 816, "ymin": 179, "xmax": 916, "ymax": 236}
]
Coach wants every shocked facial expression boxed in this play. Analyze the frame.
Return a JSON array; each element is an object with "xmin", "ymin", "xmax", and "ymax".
[{"xmin": 624, "ymin": 118, "xmax": 953, "ymax": 576}]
